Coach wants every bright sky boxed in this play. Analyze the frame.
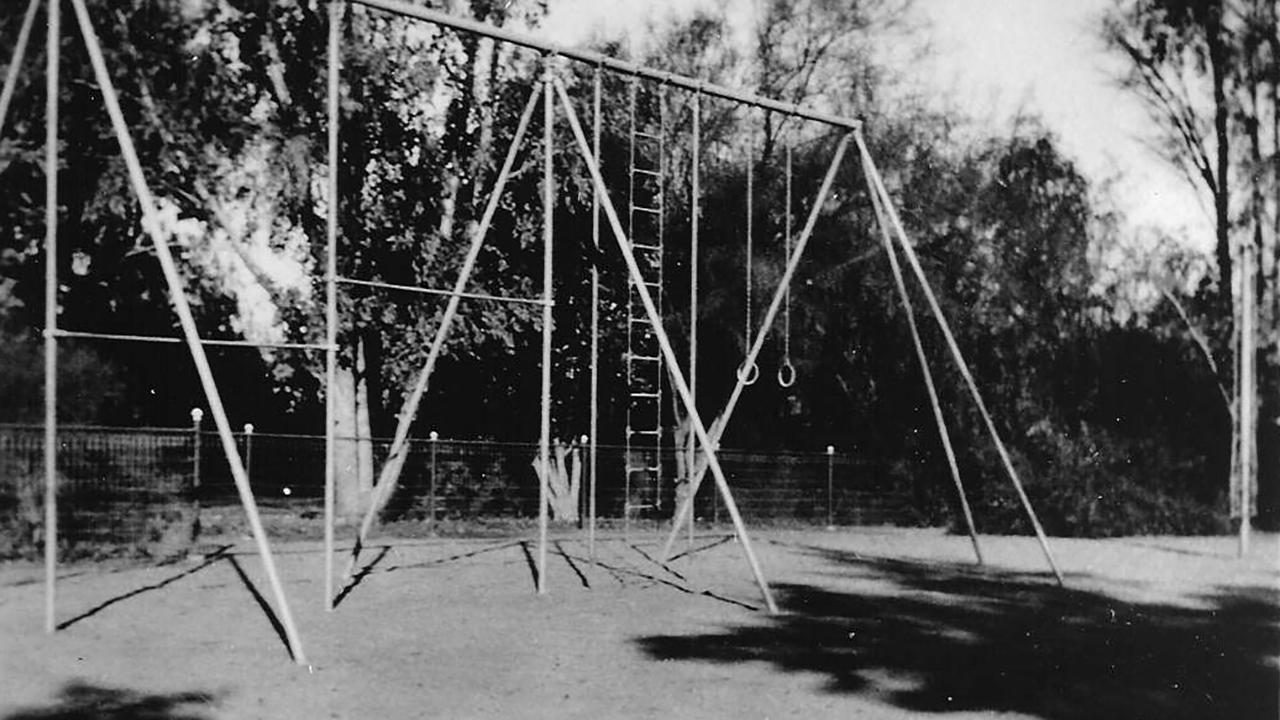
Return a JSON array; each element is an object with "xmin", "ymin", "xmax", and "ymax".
[{"xmin": 539, "ymin": 0, "xmax": 1212, "ymax": 250}]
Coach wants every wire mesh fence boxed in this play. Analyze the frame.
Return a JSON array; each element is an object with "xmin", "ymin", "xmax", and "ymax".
[
  {"xmin": 0, "ymin": 424, "xmax": 197, "ymax": 558},
  {"xmin": 1, "ymin": 422, "xmax": 917, "ymax": 558}
]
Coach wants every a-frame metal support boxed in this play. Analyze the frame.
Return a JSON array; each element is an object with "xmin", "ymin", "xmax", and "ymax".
[
  {"xmin": 43, "ymin": 0, "xmax": 309, "ymax": 661},
  {"xmin": 339, "ymin": 83, "xmax": 546, "ymax": 591},
  {"xmin": 864, "ymin": 150, "xmax": 984, "ymax": 566},
  {"xmin": 660, "ymin": 133, "xmax": 852, "ymax": 562},
  {"xmin": 551, "ymin": 76, "xmax": 779, "ymax": 614},
  {"xmin": 854, "ymin": 130, "xmax": 1064, "ymax": 586}
]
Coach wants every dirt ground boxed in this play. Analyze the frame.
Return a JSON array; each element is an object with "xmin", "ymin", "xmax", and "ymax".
[{"xmin": 1, "ymin": 526, "xmax": 1277, "ymax": 720}]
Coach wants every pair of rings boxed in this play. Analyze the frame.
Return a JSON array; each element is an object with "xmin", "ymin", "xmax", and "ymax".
[{"xmin": 737, "ymin": 360, "xmax": 796, "ymax": 388}]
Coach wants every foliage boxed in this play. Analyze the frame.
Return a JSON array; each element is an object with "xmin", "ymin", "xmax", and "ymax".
[{"xmin": 0, "ymin": 0, "xmax": 1253, "ymax": 536}]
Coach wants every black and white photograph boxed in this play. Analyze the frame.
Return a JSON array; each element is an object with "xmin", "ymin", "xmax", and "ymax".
[{"xmin": 0, "ymin": 0, "xmax": 1276, "ymax": 717}]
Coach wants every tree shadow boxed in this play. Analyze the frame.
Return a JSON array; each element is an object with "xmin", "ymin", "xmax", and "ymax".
[
  {"xmin": 636, "ymin": 545, "xmax": 1280, "ymax": 720},
  {"xmin": 2, "ymin": 681, "xmax": 219, "ymax": 720}
]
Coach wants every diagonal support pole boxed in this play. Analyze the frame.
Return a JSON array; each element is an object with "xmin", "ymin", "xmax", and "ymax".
[
  {"xmin": 660, "ymin": 132, "xmax": 851, "ymax": 562},
  {"xmin": 864, "ymin": 154, "xmax": 983, "ymax": 566},
  {"xmin": 344, "ymin": 82, "xmax": 544, "ymax": 584},
  {"xmin": 0, "ymin": 0, "xmax": 40, "ymax": 142},
  {"xmin": 552, "ymin": 76, "xmax": 778, "ymax": 614},
  {"xmin": 68, "ymin": 0, "xmax": 308, "ymax": 661},
  {"xmin": 854, "ymin": 130, "xmax": 1063, "ymax": 586}
]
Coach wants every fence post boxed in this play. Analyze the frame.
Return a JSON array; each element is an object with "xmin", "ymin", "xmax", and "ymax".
[
  {"xmin": 191, "ymin": 408, "xmax": 203, "ymax": 540},
  {"xmin": 428, "ymin": 430, "xmax": 438, "ymax": 523},
  {"xmin": 243, "ymin": 423, "xmax": 254, "ymax": 487},
  {"xmin": 826, "ymin": 445, "xmax": 835, "ymax": 529}
]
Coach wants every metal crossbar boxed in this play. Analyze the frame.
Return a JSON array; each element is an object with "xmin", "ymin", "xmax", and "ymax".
[
  {"xmin": 351, "ymin": 0, "xmax": 861, "ymax": 131},
  {"xmin": 52, "ymin": 329, "xmax": 334, "ymax": 352},
  {"xmin": 336, "ymin": 276, "xmax": 548, "ymax": 306}
]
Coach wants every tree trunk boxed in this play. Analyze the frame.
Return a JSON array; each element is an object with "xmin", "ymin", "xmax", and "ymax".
[
  {"xmin": 1250, "ymin": 0, "xmax": 1279, "ymax": 527},
  {"xmin": 1208, "ymin": 6, "xmax": 1233, "ymax": 313},
  {"xmin": 357, "ymin": 32, "xmax": 488, "ymax": 529},
  {"xmin": 333, "ymin": 336, "xmax": 374, "ymax": 521},
  {"xmin": 532, "ymin": 440, "xmax": 581, "ymax": 523}
]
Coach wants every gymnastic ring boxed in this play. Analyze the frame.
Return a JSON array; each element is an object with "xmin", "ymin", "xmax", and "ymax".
[
  {"xmin": 737, "ymin": 361, "xmax": 760, "ymax": 386},
  {"xmin": 777, "ymin": 360, "xmax": 796, "ymax": 388}
]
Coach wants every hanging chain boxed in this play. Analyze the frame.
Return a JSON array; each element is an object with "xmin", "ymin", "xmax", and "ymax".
[
  {"xmin": 783, "ymin": 142, "xmax": 792, "ymax": 360},
  {"xmin": 778, "ymin": 138, "xmax": 796, "ymax": 388},
  {"xmin": 739, "ymin": 131, "xmax": 759, "ymax": 386}
]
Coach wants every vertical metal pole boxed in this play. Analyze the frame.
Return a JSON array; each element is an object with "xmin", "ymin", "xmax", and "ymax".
[
  {"xmin": 588, "ymin": 66, "xmax": 600, "ymax": 562},
  {"xmin": 537, "ymin": 69, "xmax": 554, "ymax": 595},
  {"xmin": 826, "ymin": 445, "xmax": 835, "ymax": 528},
  {"xmin": 428, "ymin": 430, "xmax": 438, "ymax": 523},
  {"xmin": 323, "ymin": 0, "xmax": 342, "ymax": 611},
  {"xmin": 687, "ymin": 91, "xmax": 700, "ymax": 551},
  {"xmin": 191, "ymin": 408, "xmax": 203, "ymax": 536},
  {"xmin": 43, "ymin": 0, "xmax": 59, "ymax": 636},
  {"xmin": 1239, "ymin": 241, "xmax": 1255, "ymax": 557}
]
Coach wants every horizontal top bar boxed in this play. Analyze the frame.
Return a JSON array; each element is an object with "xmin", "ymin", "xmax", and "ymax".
[{"xmin": 351, "ymin": 0, "xmax": 862, "ymax": 131}]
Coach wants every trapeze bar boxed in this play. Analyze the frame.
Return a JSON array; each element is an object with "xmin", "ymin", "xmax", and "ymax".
[
  {"xmin": 51, "ymin": 329, "xmax": 333, "ymax": 351},
  {"xmin": 336, "ymin": 276, "xmax": 548, "ymax": 306},
  {"xmin": 350, "ymin": 0, "xmax": 862, "ymax": 131}
]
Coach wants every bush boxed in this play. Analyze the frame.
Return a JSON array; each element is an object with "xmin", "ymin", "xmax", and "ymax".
[{"xmin": 964, "ymin": 421, "xmax": 1226, "ymax": 537}]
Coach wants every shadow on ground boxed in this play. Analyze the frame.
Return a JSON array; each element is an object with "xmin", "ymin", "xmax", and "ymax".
[
  {"xmin": 638, "ymin": 543, "xmax": 1280, "ymax": 720},
  {"xmin": 2, "ymin": 681, "xmax": 218, "ymax": 720}
]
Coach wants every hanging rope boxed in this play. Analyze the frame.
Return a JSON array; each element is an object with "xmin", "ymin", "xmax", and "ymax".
[
  {"xmin": 738, "ymin": 132, "xmax": 759, "ymax": 386},
  {"xmin": 778, "ymin": 141, "xmax": 796, "ymax": 388}
]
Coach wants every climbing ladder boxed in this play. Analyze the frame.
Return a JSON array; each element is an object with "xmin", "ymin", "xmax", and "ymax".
[{"xmin": 624, "ymin": 78, "xmax": 666, "ymax": 519}]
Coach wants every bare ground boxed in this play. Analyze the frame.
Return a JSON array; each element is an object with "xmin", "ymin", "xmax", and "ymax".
[{"xmin": 1, "ymin": 527, "xmax": 1277, "ymax": 720}]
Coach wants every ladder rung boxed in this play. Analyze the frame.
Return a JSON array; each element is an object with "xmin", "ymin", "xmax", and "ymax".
[
  {"xmin": 628, "ymin": 354, "xmax": 661, "ymax": 362},
  {"xmin": 630, "ymin": 392, "xmax": 660, "ymax": 399},
  {"xmin": 631, "ymin": 205, "xmax": 662, "ymax": 215},
  {"xmin": 631, "ymin": 242, "xmax": 661, "ymax": 252},
  {"xmin": 625, "ymin": 462, "xmax": 661, "ymax": 471},
  {"xmin": 628, "ymin": 428, "xmax": 661, "ymax": 436},
  {"xmin": 632, "ymin": 130, "xmax": 661, "ymax": 140},
  {"xmin": 631, "ymin": 166, "xmax": 661, "ymax": 177}
]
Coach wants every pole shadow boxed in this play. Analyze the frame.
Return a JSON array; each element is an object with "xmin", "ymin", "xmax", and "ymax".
[
  {"xmin": 331, "ymin": 546, "xmax": 391, "ymax": 609},
  {"xmin": 554, "ymin": 540, "xmax": 590, "ymax": 588},
  {"xmin": 222, "ymin": 555, "xmax": 295, "ymax": 662},
  {"xmin": 56, "ymin": 547, "xmax": 232, "ymax": 631}
]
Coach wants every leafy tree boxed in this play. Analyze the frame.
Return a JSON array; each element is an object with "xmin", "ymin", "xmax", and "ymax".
[{"xmin": 1104, "ymin": 0, "xmax": 1279, "ymax": 525}]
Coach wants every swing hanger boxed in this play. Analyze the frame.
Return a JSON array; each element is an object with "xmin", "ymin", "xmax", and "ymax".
[{"xmin": 777, "ymin": 136, "xmax": 796, "ymax": 389}]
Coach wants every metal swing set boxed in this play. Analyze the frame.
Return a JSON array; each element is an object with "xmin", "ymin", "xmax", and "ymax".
[{"xmin": 14, "ymin": 0, "xmax": 1063, "ymax": 667}]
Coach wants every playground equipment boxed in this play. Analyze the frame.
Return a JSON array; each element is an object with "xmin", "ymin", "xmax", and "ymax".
[
  {"xmin": 19, "ymin": 0, "xmax": 1077, "ymax": 667},
  {"xmin": 13, "ymin": 0, "xmax": 309, "ymax": 662}
]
